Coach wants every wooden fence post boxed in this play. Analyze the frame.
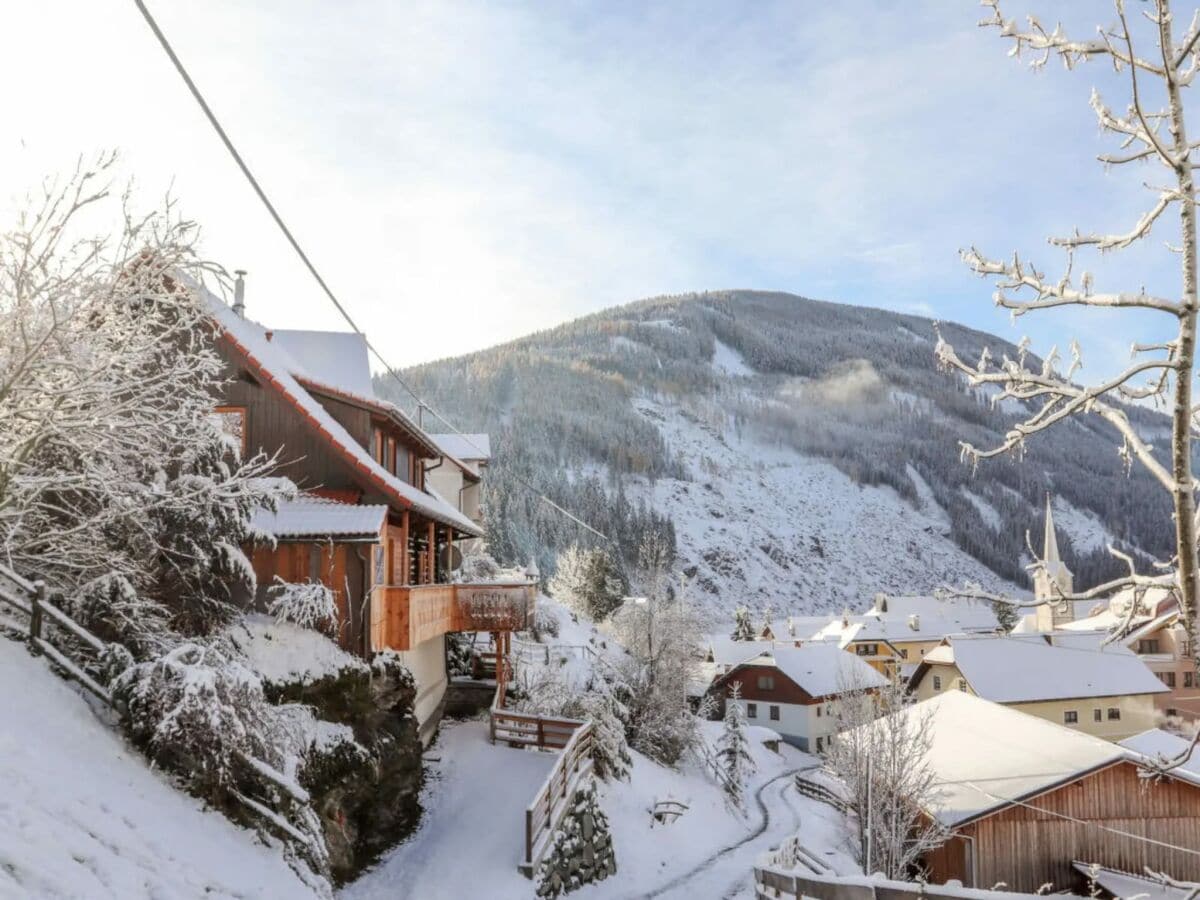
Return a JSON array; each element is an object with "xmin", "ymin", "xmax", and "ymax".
[{"xmin": 28, "ymin": 581, "xmax": 46, "ymax": 655}]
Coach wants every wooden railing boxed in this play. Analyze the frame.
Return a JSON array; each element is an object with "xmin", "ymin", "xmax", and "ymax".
[
  {"xmin": 519, "ymin": 719, "xmax": 595, "ymax": 877},
  {"xmin": 371, "ymin": 581, "xmax": 537, "ymax": 651}
]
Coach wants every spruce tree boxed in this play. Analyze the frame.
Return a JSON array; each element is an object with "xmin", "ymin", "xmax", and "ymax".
[
  {"xmin": 730, "ymin": 607, "xmax": 755, "ymax": 641},
  {"xmin": 717, "ymin": 682, "xmax": 756, "ymax": 808}
]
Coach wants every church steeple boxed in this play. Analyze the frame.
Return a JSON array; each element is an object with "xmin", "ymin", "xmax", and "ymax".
[{"xmin": 1034, "ymin": 493, "xmax": 1075, "ymax": 630}]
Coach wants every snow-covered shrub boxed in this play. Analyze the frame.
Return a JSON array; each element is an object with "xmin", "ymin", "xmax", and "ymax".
[
  {"xmin": 267, "ymin": 578, "xmax": 337, "ymax": 632},
  {"xmin": 529, "ymin": 604, "xmax": 561, "ymax": 642},
  {"xmin": 549, "ymin": 544, "xmax": 625, "ymax": 621},
  {"xmin": 457, "ymin": 551, "xmax": 501, "ymax": 582},
  {"xmin": 535, "ymin": 778, "xmax": 616, "ymax": 898},
  {"xmin": 717, "ymin": 682, "xmax": 756, "ymax": 809},
  {"xmin": 114, "ymin": 639, "xmax": 300, "ymax": 795},
  {"xmin": 446, "ymin": 633, "xmax": 474, "ymax": 677}
]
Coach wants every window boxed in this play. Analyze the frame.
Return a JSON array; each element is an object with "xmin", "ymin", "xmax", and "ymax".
[
  {"xmin": 899, "ymin": 648, "xmax": 909, "ymax": 659},
  {"xmin": 815, "ymin": 705, "xmax": 822, "ymax": 718},
  {"xmin": 1064, "ymin": 710, "xmax": 1078, "ymax": 725},
  {"xmin": 816, "ymin": 737, "xmax": 824, "ymax": 753},
  {"xmin": 1185, "ymin": 671, "xmax": 1195, "ymax": 688},
  {"xmin": 1107, "ymin": 708, "xmax": 1121, "ymax": 721},
  {"xmin": 856, "ymin": 643, "xmax": 878, "ymax": 657},
  {"xmin": 958, "ymin": 679, "xmax": 968, "ymax": 692},
  {"xmin": 933, "ymin": 675, "xmax": 942, "ymax": 691},
  {"xmin": 746, "ymin": 703, "xmax": 757, "ymax": 719},
  {"xmin": 1167, "ymin": 708, "xmax": 1180, "ymax": 718},
  {"xmin": 757, "ymin": 675, "xmax": 775, "ymax": 691},
  {"xmin": 1138, "ymin": 638, "xmax": 1161, "ymax": 654},
  {"xmin": 1161, "ymin": 672, "xmax": 1177, "ymax": 688},
  {"xmin": 210, "ymin": 406, "xmax": 247, "ymax": 455},
  {"xmin": 1093, "ymin": 709, "xmax": 1102, "ymax": 722},
  {"xmin": 769, "ymin": 705, "xmax": 780, "ymax": 721}
]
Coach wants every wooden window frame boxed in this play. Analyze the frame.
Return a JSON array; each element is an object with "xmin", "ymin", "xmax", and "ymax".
[
  {"xmin": 1106, "ymin": 707, "xmax": 1121, "ymax": 721},
  {"xmin": 212, "ymin": 405, "xmax": 247, "ymax": 456},
  {"xmin": 746, "ymin": 702, "xmax": 757, "ymax": 719},
  {"xmin": 769, "ymin": 705, "xmax": 780, "ymax": 721},
  {"xmin": 1064, "ymin": 710, "xmax": 1078, "ymax": 725}
]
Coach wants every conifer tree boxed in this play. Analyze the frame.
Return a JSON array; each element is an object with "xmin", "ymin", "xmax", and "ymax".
[
  {"xmin": 730, "ymin": 607, "xmax": 755, "ymax": 641},
  {"xmin": 717, "ymin": 682, "xmax": 756, "ymax": 808}
]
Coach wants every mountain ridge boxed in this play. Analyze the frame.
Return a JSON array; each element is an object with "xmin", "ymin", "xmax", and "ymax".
[{"xmin": 378, "ymin": 290, "xmax": 1170, "ymax": 621}]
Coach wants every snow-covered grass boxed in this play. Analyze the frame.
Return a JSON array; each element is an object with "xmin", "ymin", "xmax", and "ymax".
[
  {"xmin": 226, "ymin": 612, "xmax": 365, "ymax": 686},
  {"xmin": 0, "ymin": 637, "xmax": 319, "ymax": 899}
]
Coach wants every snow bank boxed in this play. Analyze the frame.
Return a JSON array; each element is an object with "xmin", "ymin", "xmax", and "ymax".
[
  {"xmin": 0, "ymin": 638, "xmax": 319, "ymax": 899},
  {"xmin": 227, "ymin": 613, "xmax": 365, "ymax": 686}
]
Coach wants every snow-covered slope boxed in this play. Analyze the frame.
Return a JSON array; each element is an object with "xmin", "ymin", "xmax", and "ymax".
[
  {"xmin": 0, "ymin": 638, "xmax": 319, "ymax": 900},
  {"xmin": 629, "ymin": 397, "xmax": 1020, "ymax": 618}
]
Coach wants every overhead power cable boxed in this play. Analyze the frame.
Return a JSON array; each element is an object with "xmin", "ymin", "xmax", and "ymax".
[{"xmin": 131, "ymin": 0, "xmax": 609, "ymax": 542}]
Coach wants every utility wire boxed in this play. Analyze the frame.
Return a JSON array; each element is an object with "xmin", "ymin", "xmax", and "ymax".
[{"xmin": 131, "ymin": 0, "xmax": 609, "ymax": 542}]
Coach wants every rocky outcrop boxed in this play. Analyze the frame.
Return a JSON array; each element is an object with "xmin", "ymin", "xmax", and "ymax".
[{"xmin": 264, "ymin": 649, "xmax": 423, "ymax": 885}]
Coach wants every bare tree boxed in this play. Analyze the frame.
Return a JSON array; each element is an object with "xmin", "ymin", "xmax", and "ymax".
[
  {"xmin": 934, "ymin": 0, "xmax": 1200, "ymax": 759},
  {"xmin": 825, "ymin": 672, "xmax": 947, "ymax": 879},
  {"xmin": 0, "ymin": 155, "xmax": 284, "ymax": 639}
]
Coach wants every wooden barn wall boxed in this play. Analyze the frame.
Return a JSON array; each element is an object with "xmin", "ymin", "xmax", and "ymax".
[
  {"xmin": 724, "ymin": 664, "xmax": 818, "ymax": 706},
  {"xmin": 926, "ymin": 761, "xmax": 1200, "ymax": 892},
  {"xmin": 307, "ymin": 392, "xmax": 372, "ymax": 455},
  {"xmin": 250, "ymin": 541, "xmax": 366, "ymax": 653},
  {"xmin": 217, "ymin": 347, "xmax": 366, "ymax": 497}
]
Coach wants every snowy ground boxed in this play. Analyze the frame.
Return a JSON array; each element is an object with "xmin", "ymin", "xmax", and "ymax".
[
  {"xmin": 628, "ymin": 396, "xmax": 1024, "ymax": 624},
  {"xmin": 0, "ymin": 636, "xmax": 319, "ymax": 900},
  {"xmin": 342, "ymin": 715, "xmax": 853, "ymax": 900}
]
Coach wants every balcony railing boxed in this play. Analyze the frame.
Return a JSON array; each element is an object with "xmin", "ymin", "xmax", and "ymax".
[{"xmin": 370, "ymin": 581, "xmax": 537, "ymax": 651}]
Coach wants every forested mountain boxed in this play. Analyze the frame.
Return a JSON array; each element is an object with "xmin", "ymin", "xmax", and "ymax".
[{"xmin": 378, "ymin": 291, "xmax": 1172, "ymax": 620}]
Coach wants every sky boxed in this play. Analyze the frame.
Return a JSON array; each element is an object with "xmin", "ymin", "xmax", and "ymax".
[{"xmin": 1, "ymin": 1, "xmax": 1188, "ymax": 377}]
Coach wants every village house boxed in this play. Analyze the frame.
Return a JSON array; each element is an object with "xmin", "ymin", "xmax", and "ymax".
[
  {"xmin": 904, "ymin": 692, "xmax": 1200, "ymax": 892},
  {"xmin": 425, "ymin": 432, "xmax": 490, "ymax": 556},
  {"xmin": 908, "ymin": 634, "xmax": 1168, "ymax": 741},
  {"xmin": 202, "ymin": 280, "xmax": 534, "ymax": 744},
  {"xmin": 716, "ymin": 644, "xmax": 886, "ymax": 752},
  {"xmin": 863, "ymin": 592, "xmax": 1000, "ymax": 634},
  {"xmin": 810, "ymin": 612, "xmax": 952, "ymax": 678}
]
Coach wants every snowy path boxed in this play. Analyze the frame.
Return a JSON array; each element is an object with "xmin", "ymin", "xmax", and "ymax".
[
  {"xmin": 341, "ymin": 719, "xmax": 557, "ymax": 900},
  {"xmin": 637, "ymin": 767, "xmax": 805, "ymax": 900}
]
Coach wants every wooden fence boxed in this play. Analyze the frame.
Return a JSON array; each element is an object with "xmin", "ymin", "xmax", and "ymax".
[
  {"xmin": 0, "ymin": 561, "xmax": 323, "ymax": 866},
  {"xmin": 519, "ymin": 719, "xmax": 595, "ymax": 877},
  {"xmin": 794, "ymin": 773, "xmax": 850, "ymax": 814}
]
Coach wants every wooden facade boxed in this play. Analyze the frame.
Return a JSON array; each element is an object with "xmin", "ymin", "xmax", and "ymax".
[
  {"xmin": 211, "ymin": 329, "xmax": 524, "ymax": 660},
  {"xmin": 922, "ymin": 760, "xmax": 1200, "ymax": 893},
  {"xmin": 370, "ymin": 583, "xmax": 536, "ymax": 652}
]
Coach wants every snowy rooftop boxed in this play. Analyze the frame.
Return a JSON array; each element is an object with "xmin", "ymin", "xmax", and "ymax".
[
  {"xmin": 199, "ymin": 289, "xmax": 480, "ymax": 536},
  {"xmin": 1119, "ymin": 729, "xmax": 1200, "ymax": 784},
  {"xmin": 1071, "ymin": 864, "xmax": 1198, "ymax": 900},
  {"xmin": 250, "ymin": 496, "xmax": 387, "ymax": 541},
  {"xmin": 878, "ymin": 691, "xmax": 1126, "ymax": 826},
  {"xmin": 916, "ymin": 635, "xmax": 1168, "ymax": 703},
  {"xmin": 704, "ymin": 635, "xmax": 774, "ymax": 669},
  {"xmin": 811, "ymin": 613, "xmax": 973, "ymax": 647},
  {"xmin": 733, "ymin": 644, "xmax": 887, "ymax": 698},
  {"xmin": 863, "ymin": 594, "xmax": 999, "ymax": 632},
  {"xmin": 428, "ymin": 433, "xmax": 491, "ymax": 462},
  {"xmin": 270, "ymin": 329, "xmax": 375, "ymax": 398}
]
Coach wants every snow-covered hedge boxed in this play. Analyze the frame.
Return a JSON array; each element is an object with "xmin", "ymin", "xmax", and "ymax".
[{"xmin": 267, "ymin": 579, "xmax": 338, "ymax": 632}]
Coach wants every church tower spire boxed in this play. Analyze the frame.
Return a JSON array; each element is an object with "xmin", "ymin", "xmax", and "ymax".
[{"xmin": 1034, "ymin": 493, "xmax": 1075, "ymax": 630}]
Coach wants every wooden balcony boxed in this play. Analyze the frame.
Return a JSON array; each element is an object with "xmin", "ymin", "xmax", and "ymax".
[{"xmin": 370, "ymin": 582, "xmax": 537, "ymax": 651}]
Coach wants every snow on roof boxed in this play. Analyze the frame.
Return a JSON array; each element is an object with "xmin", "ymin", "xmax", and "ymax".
[
  {"xmin": 733, "ymin": 644, "xmax": 887, "ymax": 698},
  {"xmin": 428, "ymin": 433, "xmax": 491, "ymax": 462},
  {"xmin": 250, "ymin": 495, "xmax": 387, "ymax": 540},
  {"xmin": 199, "ymin": 288, "xmax": 481, "ymax": 536},
  {"xmin": 270, "ymin": 329, "xmax": 375, "ymax": 398},
  {"xmin": 704, "ymin": 635, "xmax": 774, "ymax": 668},
  {"xmin": 876, "ymin": 691, "xmax": 1126, "ymax": 826},
  {"xmin": 925, "ymin": 635, "xmax": 1168, "ymax": 703},
  {"xmin": 865, "ymin": 594, "xmax": 999, "ymax": 631},
  {"xmin": 1071, "ymin": 863, "xmax": 1197, "ymax": 900},
  {"xmin": 1120, "ymin": 729, "xmax": 1200, "ymax": 783},
  {"xmin": 760, "ymin": 616, "xmax": 828, "ymax": 640},
  {"xmin": 812, "ymin": 613, "xmax": 971, "ymax": 647}
]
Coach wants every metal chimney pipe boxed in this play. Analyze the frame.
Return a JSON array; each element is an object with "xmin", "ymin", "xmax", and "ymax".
[{"xmin": 232, "ymin": 269, "xmax": 247, "ymax": 317}]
